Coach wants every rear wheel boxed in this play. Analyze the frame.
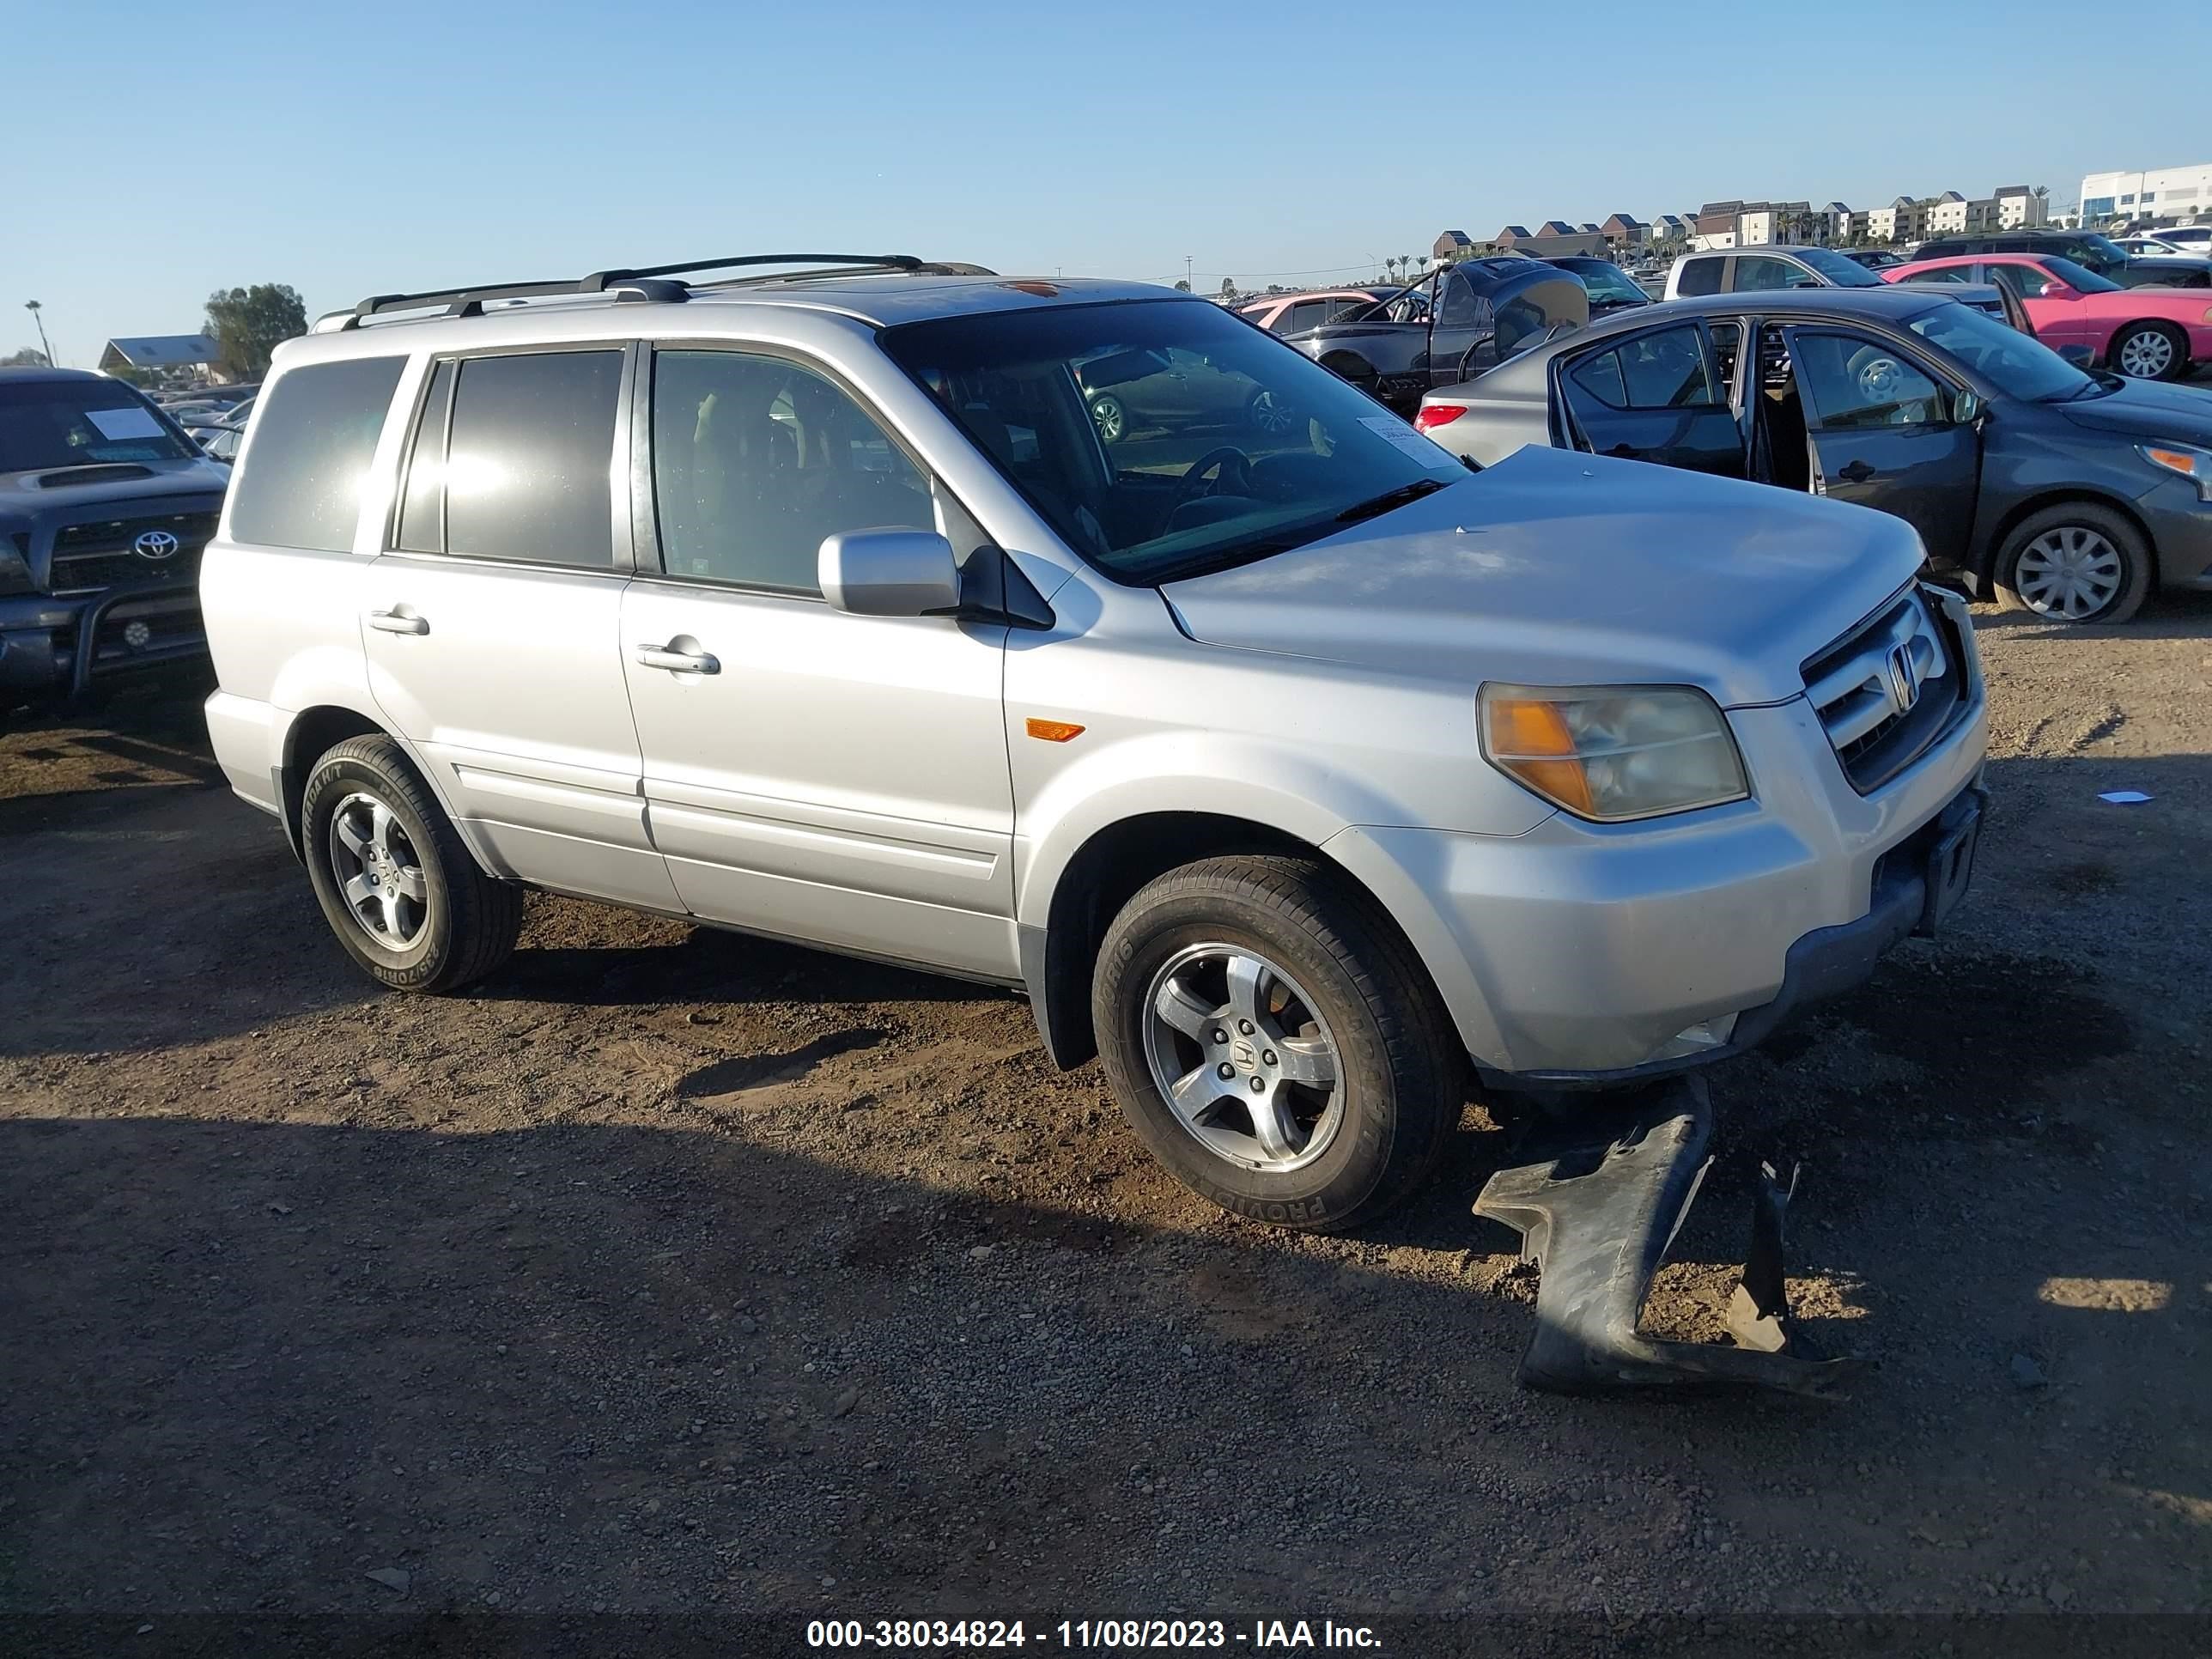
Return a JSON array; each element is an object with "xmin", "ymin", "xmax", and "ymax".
[
  {"xmin": 300, "ymin": 735, "xmax": 521, "ymax": 991},
  {"xmin": 1993, "ymin": 502, "xmax": 2153, "ymax": 624},
  {"xmin": 1093, "ymin": 855, "xmax": 1461, "ymax": 1232},
  {"xmin": 1246, "ymin": 387, "xmax": 1297, "ymax": 435},
  {"xmin": 1089, "ymin": 393, "xmax": 1129, "ymax": 444},
  {"xmin": 2108, "ymin": 321, "xmax": 2186, "ymax": 381}
]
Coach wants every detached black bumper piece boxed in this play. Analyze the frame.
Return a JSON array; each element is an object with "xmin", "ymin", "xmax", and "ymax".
[{"xmin": 1474, "ymin": 1075, "xmax": 1858, "ymax": 1399}]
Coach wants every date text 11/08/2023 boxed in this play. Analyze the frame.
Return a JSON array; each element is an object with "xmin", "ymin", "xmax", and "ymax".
[{"xmin": 805, "ymin": 1619, "xmax": 1385, "ymax": 1650}]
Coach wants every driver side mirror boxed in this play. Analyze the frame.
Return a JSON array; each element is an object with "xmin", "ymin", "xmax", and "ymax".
[
  {"xmin": 818, "ymin": 530, "xmax": 962, "ymax": 619},
  {"xmin": 1951, "ymin": 389, "xmax": 1984, "ymax": 425}
]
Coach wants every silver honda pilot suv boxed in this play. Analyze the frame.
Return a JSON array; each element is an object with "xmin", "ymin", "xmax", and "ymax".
[{"xmin": 201, "ymin": 256, "xmax": 1988, "ymax": 1232}]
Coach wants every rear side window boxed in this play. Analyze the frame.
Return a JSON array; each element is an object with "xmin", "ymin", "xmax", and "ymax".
[
  {"xmin": 1570, "ymin": 325, "xmax": 1719, "ymax": 410},
  {"xmin": 228, "ymin": 356, "xmax": 405, "ymax": 552},
  {"xmin": 1674, "ymin": 257, "xmax": 1722, "ymax": 297}
]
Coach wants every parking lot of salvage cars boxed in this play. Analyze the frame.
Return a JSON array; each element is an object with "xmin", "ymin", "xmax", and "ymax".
[{"xmin": 3, "ymin": 601, "xmax": 2208, "ymax": 1625}]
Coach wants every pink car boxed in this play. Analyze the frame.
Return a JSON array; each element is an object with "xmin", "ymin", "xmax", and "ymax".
[
  {"xmin": 1885, "ymin": 254, "xmax": 2212, "ymax": 382},
  {"xmin": 1237, "ymin": 289, "xmax": 1393, "ymax": 334}
]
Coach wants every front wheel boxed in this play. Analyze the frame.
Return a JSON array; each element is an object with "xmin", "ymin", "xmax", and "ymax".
[
  {"xmin": 1993, "ymin": 502, "xmax": 2153, "ymax": 624},
  {"xmin": 2108, "ymin": 321, "xmax": 2186, "ymax": 381},
  {"xmin": 1092, "ymin": 855, "xmax": 1462, "ymax": 1232},
  {"xmin": 300, "ymin": 734, "xmax": 521, "ymax": 991},
  {"xmin": 1088, "ymin": 393, "xmax": 1129, "ymax": 445}
]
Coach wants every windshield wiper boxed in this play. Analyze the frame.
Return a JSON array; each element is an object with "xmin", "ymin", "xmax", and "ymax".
[{"xmin": 1334, "ymin": 477, "xmax": 1448, "ymax": 525}]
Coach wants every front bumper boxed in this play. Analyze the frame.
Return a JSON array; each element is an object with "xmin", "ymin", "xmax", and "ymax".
[
  {"xmin": 1327, "ymin": 592, "xmax": 1990, "ymax": 1079},
  {"xmin": 2141, "ymin": 482, "xmax": 2212, "ymax": 591},
  {"xmin": 0, "ymin": 583, "xmax": 207, "ymax": 702}
]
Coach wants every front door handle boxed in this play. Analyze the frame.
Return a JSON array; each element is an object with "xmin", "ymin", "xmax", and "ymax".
[
  {"xmin": 367, "ymin": 609, "xmax": 429, "ymax": 635},
  {"xmin": 635, "ymin": 642, "xmax": 720, "ymax": 675},
  {"xmin": 1836, "ymin": 459, "xmax": 1877, "ymax": 484}
]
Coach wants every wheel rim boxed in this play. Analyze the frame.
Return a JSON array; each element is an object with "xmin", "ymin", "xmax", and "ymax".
[
  {"xmin": 1139, "ymin": 942, "xmax": 1344, "ymax": 1175},
  {"xmin": 1856, "ymin": 358, "xmax": 1903, "ymax": 400},
  {"xmin": 1091, "ymin": 398, "xmax": 1125, "ymax": 442},
  {"xmin": 2014, "ymin": 526, "xmax": 2125, "ymax": 620},
  {"xmin": 1249, "ymin": 390, "xmax": 1295, "ymax": 434},
  {"xmin": 328, "ymin": 790, "xmax": 430, "ymax": 949},
  {"xmin": 2116, "ymin": 329, "xmax": 2175, "ymax": 378}
]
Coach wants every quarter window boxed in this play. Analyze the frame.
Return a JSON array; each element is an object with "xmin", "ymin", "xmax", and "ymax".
[
  {"xmin": 1674, "ymin": 257, "xmax": 1722, "ymax": 297},
  {"xmin": 649, "ymin": 349, "xmax": 932, "ymax": 595},
  {"xmin": 1734, "ymin": 255, "xmax": 1817, "ymax": 292},
  {"xmin": 228, "ymin": 356, "xmax": 405, "ymax": 553}
]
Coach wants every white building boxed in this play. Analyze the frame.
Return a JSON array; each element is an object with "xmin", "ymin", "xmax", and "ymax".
[
  {"xmin": 1924, "ymin": 191, "xmax": 1971, "ymax": 234},
  {"xmin": 1991, "ymin": 185, "xmax": 2047, "ymax": 229},
  {"xmin": 2080, "ymin": 161, "xmax": 2212, "ymax": 224}
]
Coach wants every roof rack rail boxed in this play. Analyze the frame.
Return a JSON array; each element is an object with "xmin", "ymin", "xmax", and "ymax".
[{"xmin": 323, "ymin": 253, "xmax": 957, "ymax": 331}]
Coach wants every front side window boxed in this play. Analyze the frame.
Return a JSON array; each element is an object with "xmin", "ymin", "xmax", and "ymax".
[
  {"xmin": 650, "ymin": 349, "xmax": 931, "ymax": 595},
  {"xmin": 1790, "ymin": 247, "xmax": 1884, "ymax": 288},
  {"xmin": 229, "ymin": 356, "xmax": 406, "ymax": 553},
  {"xmin": 407, "ymin": 350, "xmax": 623, "ymax": 568},
  {"xmin": 0, "ymin": 377, "xmax": 199, "ymax": 473},
  {"xmin": 2032, "ymin": 256, "xmax": 2122, "ymax": 295},
  {"xmin": 1570, "ymin": 326, "xmax": 1720, "ymax": 410},
  {"xmin": 881, "ymin": 299, "xmax": 1463, "ymax": 585},
  {"xmin": 1790, "ymin": 331, "xmax": 1946, "ymax": 430}
]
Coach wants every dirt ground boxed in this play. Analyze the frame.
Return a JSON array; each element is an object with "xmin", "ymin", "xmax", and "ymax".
[{"xmin": 3, "ymin": 595, "xmax": 2209, "ymax": 1654}]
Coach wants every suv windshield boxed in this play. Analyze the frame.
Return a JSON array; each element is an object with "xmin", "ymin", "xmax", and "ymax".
[
  {"xmin": 1554, "ymin": 260, "xmax": 1648, "ymax": 305},
  {"xmin": 880, "ymin": 300, "xmax": 1465, "ymax": 584},
  {"xmin": 1791, "ymin": 247, "xmax": 1885, "ymax": 288},
  {"xmin": 1906, "ymin": 300, "xmax": 2095, "ymax": 403},
  {"xmin": 2072, "ymin": 234, "xmax": 2129, "ymax": 275},
  {"xmin": 0, "ymin": 378, "xmax": 197, "ymax": 472}
]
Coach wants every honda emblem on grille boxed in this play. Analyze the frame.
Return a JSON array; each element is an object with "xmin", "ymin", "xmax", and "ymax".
[
  {"xmin": 133, "ymin": 530, "xmax": 180, "ymax": 561},
  {"xmin": 1885, "ymin": 642, "xmax": 1921, "ymax": 714}
]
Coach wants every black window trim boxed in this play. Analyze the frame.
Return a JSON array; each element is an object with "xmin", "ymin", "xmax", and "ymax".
[
  {"xmin": 380, "ymin": 338, "xmax": 639, "ymax": 579},
  {"xmin": 628, "ymin": 336, "xmax": 964, "ymax": 606}
]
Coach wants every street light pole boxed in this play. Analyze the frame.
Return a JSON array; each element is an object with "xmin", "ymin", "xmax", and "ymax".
[{"xmin": 25, "ymin": 300, "xmax": 55, "ymax": 367}]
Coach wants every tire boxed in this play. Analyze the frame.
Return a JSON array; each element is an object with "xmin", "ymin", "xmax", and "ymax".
[
  {"xmin": 1993, "ymin": 502, "xmax": 2153, "ymax": 625},
  {"xmin": 1088, "ymin": 393, "xmax": 1128, "ymax": 445},
  {"xmin": 1245, "ymin": 387, "xmax": 1296, "ymax": 435},
  {"xmin": 2107, "ymin": 321, "xmax": 2187, "ymax": 381},
  {"xmin": 1092, "ymin": 854, "xmax": 1462, "ymax": 1233},
  {"xmin": 299, "ymin": 734, "xmax": 521, "ymax": 992}
]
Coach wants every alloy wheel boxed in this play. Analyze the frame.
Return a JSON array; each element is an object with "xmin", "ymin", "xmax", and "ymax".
[
  {"xmin": 2014, "ymin": 526, "xmax": 2125, "ymax": 620},
  {"xmin": 328, "ymin": 791, "xmax": 430, "ymax": 949},
  {"xmin": 1090, "ymin": 397, "xmax": 1127, "ymax": 443},
  {"xmin": 2115, "ymin": 328, "xmax": 2176, "ymax": 379},
  {"xmin": 1139, "ymin": 942, "xmax": 1343, "ymax": 1174}
]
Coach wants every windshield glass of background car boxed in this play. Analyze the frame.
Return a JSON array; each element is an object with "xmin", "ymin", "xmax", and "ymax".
[
  {"xmin": 880, "ymin": 301, "xmax": 1464, "ymax": 585},
  {"xmin": 0, "ymin": 380, "xmax": 197, "ymax": 471},
  {"xmin": 1905, "ymin": 301, "xmax": 2091, "ymax": 403},
  {"xmin": 1564, "ymin": 262, "xmax": 1647, "ymax": 304},
  {"xmin": 2077, "ymin": 235, "xmax": 2129, "ymax": 273},
  {"xmin": 1793, "ymin": 247, "xmax": 1884, "ymax": 288},
  {"xmin": 2039, "ymin": 256, "xmax": 2123, "ymax": 295}
]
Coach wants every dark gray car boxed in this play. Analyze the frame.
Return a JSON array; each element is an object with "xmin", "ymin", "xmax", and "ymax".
[{"xmin": 1416, "ymin": 288, "xmax": 2212, "ymax": 624}]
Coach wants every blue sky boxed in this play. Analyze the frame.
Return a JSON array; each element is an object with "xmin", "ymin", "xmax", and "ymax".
[{"xmin": 11, "ymin": 0, "xmax": 2203, "ymax": 364}]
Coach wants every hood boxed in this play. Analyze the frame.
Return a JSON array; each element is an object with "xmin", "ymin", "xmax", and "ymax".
[
  {"xmin": 2057, "ymin": 376, "xmax": 2212, "ymax": 447},
  {"xmin": 0, "ymin": 454, "xmax": 230, "ymax": 522},
  {"xmin": 1159, "ymin": 447, "xmax": 1925, "ymax": 708}
]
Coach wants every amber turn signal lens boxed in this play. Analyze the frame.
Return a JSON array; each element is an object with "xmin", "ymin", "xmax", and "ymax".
[
  {"xmin": 1024, "ymin": 718, "xmax": 1085, "ymax": 743},
  {"xmin": 1481, "ymin": 697, "xmax": 1594, "ymax": 815}
]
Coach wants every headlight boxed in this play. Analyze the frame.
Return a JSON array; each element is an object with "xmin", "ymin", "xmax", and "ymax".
[
  {"xmin": 0, "ymin": 535, "xmax": 34, "ymax": 597},
  {"xmin": 2139, "ymin": 442, "xmax": 2212, "ymax": 502},
  {"xmin": 1480, "ymin": 684, "xmax": 1749, "ymax": 822}
]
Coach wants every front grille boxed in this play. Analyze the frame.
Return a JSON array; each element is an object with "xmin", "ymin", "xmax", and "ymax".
[
  {"xmin": 48, "ymin": 512, "xmax": 218, "ymax": 596},
  {"xmin": 1802, "ymin": 589, "xmax": 1964, "ymax": 793}
]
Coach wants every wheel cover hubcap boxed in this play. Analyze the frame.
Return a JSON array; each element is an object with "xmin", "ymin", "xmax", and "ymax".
[
  {"xmin": 2015, "ymin": 526, "xmax": 2124, "ymax": 620},
  {"xmin": 2118, "ymin": 331, "xmax": 2173, "ymax": 377},
  {"xmin": 329, "ymin": 791, "xmax": 430, "ymax": 949},
  {"xmin": 1140, "ymin": 942, "xmax": 1344, "ymax": 1174}
]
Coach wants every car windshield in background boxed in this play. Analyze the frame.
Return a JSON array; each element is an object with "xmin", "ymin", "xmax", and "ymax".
[
  {"xmin": 1792, "ymin": 247, "xmax": 1884, "ymax": 288},
  {"xmin": 0, "ymin": 380, "xmax": 197, "ymax": 472},
  {"xmin": 1556, "ymin": 260, "xmax": 1647, "ymax": 304},
  {"xmin": 2076, "ymin": 234, "xmax": 2130, "ymax": 273},
  {"xmin": 1906, "ymin": 301, "xmax": 2095, "ymax": 404},
  {"xmin": 880, "ymin": 300, "xmax": 1464, "ymax": 585},
  {"xmin": 2040, "ymin": 255, "xmax": 2123, "ymax": 295}
]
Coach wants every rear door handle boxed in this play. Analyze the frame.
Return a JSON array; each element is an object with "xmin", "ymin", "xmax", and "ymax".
[
  {"xmin": 367, "ymin": 609, "xmax": 428, "ymax": 635},
  {"xmin": 635, "ymin": 642, "xmax": 720, "ymax": 675},
  {"xmin": 1837, "ymin": 459, "xmax": 1877, "ymax": 484}
]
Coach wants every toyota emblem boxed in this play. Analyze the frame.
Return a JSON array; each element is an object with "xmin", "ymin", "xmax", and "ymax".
[{"xmin": 133, "ymin": 530, "xmax": 180, "ymax": 561}]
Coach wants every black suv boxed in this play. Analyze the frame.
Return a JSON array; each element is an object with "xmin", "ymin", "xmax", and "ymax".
[
  {"xmin": 1911, "ymin": 228, "xmax": 2192, "ymax": 290},
  {"xmin": 1, "ymin": 368, "xmax": 230, "ymax": 719}
]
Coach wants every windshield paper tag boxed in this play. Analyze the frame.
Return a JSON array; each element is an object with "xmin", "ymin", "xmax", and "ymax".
[
  {"xmin": 1360, "ymin": 415, "xmax": 1450, "ymax": 465},
  {"xmin": 85, "ymin": 406, "xmax": 165, "ymax": 441}
]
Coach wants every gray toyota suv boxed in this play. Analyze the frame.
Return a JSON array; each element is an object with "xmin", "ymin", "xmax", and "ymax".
[
  {"xmin": 1, "ymin": 367, "xmax": 231, "ymax": 718},
  {"xmin": 198, "ymin": 254, "xmax": 1989, "ymax": 1247}
]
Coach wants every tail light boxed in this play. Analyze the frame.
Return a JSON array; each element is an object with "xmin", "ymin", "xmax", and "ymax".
[{"xmin": 1414, "ymin": 404, "xmax": 1467, "ymax": 432}]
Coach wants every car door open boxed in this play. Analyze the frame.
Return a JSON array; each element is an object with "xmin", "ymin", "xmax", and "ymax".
[
  {"xmin": 1556, "ymin": 321, "xmax": 1750, "ymax": 478},
  {"xmin": 1781, "ymin": 325, "xmax": 1981, "ymax": 570},
  {"xmin": 621, "ymin": 345, "xmax": 1018, "ymax": 981}
]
